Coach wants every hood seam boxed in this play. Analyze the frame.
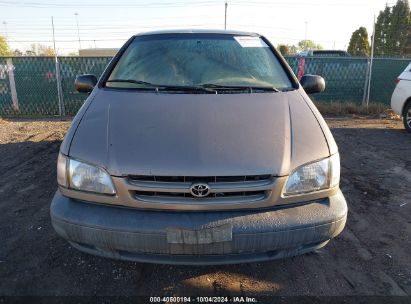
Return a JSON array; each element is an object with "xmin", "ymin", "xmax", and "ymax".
[
  {"xmin": 67, "ymin": 93, "xmax": 98, "ymax": 156},
  {"xmin": 297, "ymin": 90, "xmax": 331, "ymax": 155}
]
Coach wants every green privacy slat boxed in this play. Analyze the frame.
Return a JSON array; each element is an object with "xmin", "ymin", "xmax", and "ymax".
[
  {"xmin": 58, "ymin": 57, "xmax": 112, "ymax": 115},
  {"xmin": 0, "ymin": 57, "xmax": 12, "ymax": 115},
  {"xmin": 368, "ymin": 59, "xmax": 410, "ymax": 104},
  {"xmin": 0, "ymin": 56, "xmax": 111, "ymax": 116},
  {"xmin": 0, "ymin": 55, "xmax": 408, "ymax": 116},
  {"xmin": 283, "ymin": 56, "xmax": 410, "ymax": 105},
  {"xmin": 285, "ymin": 56, "xmax": 369, "ymax": 104},
  {"xmin": 0, "ymin": 57, "xmax": 58, "ymax": 115}
]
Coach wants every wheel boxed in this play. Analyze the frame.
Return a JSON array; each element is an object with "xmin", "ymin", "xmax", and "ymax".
[{"xmin": 403, "ymin": 101, "xmax": 411, "ymax": 133}]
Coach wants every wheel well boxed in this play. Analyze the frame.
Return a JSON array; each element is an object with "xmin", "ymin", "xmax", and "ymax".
[{"xmin": 402, "ymin": 98, "xmax": 411, "ymax": 116}]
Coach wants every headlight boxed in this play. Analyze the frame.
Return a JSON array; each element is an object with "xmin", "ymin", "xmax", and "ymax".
[
  {"xmin": 283, "ymin": 153, "xmax": 340, "ymax": 196},
  {"xmin": 57, "ymin": 153, "xmax": 116, "ymax": 195},
  {"xmin": 57, "ymin": 153, "xmax": 68, "ymax": 187}
]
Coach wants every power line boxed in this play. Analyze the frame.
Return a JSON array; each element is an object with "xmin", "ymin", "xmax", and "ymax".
[
  {"xmin": 4, "ymin": 23, "xmax": 226, "ymax": 34},
  {"xmin": 2, "ymin": 0, "xmax": 369, "ymax": 54},
  {"xmin": 8, "ymin": 38, "xmax": 128, "ymax": 42},
  {"xmin": 224, "ymin": 1, "xmax": 227, "ymax": 30},
  {"xmin": 0, "ymin": 0, "xmax": 374, "ymax": 7},
  {"xmin": 0, "ymin": 0, "xmax": 221, "ymax": 8},
  {"xmin": 8, "ymin": 35, "xmax": 348, "ymax": 44},
  {"xmin": 232, "ymin": 0, "xmax": 371, "ymax": 6}
]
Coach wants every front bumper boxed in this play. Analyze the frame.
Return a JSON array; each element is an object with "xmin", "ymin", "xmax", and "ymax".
[{"xmin": 50, "ymin": 190, "xmax": 347, "ymax": 265}]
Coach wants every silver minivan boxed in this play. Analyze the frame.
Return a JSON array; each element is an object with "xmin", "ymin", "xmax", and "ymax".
[{"xmin": 50, "ymin": 30, "xmax": 347, "ymax": 265}]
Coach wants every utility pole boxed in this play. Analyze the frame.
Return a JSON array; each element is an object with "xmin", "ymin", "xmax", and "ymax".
[
  {"xmin": 2, "ymin": 21, "xmax": 8, "ymax": 40},
  {"xmin": 51, "ymin": 16, "xmax": 57, "ymax": 54},
  {"xmin": 224, "ymin": 1, "xmax": 227, "ymax": 30},
  {"xmin": 304, "ymin": 21, "xmax": 308, "ymax": 50},
  {"xmin": 304, "ymin": 21, "xmax": 308, "ymax": 39},
  {"xmin": 74, "ymin": 12, "xmax": 81, "ymax": 50},
  {"xmin": 52, "ymin": 16, "xmax": 65, "ymax": 116}
]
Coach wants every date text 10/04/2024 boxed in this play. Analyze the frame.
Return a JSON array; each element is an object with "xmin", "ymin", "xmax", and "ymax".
[{"xmin": 149, "ymin": 296, "xmax": 258, "ymax": 303}]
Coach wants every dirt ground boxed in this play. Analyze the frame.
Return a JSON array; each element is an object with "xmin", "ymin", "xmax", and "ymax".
[{"xmin": 0, "ymin": 116, "xmax": 410, "ymax": 297}]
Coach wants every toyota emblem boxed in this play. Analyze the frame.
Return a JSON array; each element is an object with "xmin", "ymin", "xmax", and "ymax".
[{"xmin": 190, "ymin": 183, "xmax": 210, "ymax": 198}]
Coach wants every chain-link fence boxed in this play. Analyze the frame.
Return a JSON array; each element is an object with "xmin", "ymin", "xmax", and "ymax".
[
  {"xmin": 284, "ymin": 56, "xmax": 410, "ymax": 104},
  {"xmin": 285, "ymin": 56, "xmax": 369, "ymax": 102},
  {"xmin": 0, "ymin": 56, "xmax": 409, "ymax": 116},
  {"xmin": 0, "ymin": 56, "xmax": 112, "ymax": 116}
]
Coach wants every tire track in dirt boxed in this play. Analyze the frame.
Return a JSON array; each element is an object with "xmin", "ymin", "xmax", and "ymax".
[
  {"xmin": 0, "ymin": 132, "xmax": 60, "ymax": 181},
  {"xmin": 331, "ymin": 120, "xmax": 411, "ymax": 295}
]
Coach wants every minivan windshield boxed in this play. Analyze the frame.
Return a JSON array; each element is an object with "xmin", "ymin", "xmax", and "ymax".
[{"xmin": 105, "ymin": 33, "xmax": 293, "ymax": 91}]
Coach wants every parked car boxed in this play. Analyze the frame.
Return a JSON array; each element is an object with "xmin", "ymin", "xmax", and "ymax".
[
  {"xmin": 297, "ymin": 50, "xmax": 351, "ymax": 57},
  {"xmin": 50, "ymin": 30, "xmax": 347, "ymax": 265},
  {"xmin": 391, "ymin": 62, "xmax": 411, "ymax": 133}
]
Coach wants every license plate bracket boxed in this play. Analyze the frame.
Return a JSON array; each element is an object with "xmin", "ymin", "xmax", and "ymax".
[{"xmin": 166, "ymin": 224, "xmax": 233, "ymax": 245}]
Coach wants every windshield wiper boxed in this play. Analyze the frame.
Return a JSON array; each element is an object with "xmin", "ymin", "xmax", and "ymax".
[
  {"xmin": 156, "ymin": 85, "xmax": 216, "ymax": 93},
  {"xmin": 199, "ymin": 83, "xmax": 280, "ymax": 92},
  {"xmin": 105, "ymin": 79, "xmax": 216, "ymax": 93},
  {"xmin": 105, "ymin": 79, "xmax": 156, "ymax": 86},
  {"xmin": 106, "ymin": 79, "xmax": 290, "ymax": 93}
]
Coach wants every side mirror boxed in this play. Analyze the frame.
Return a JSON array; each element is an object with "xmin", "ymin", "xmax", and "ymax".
[
  {"xmin": 75, "ymin": 74, "xmax": 97, "ymax": 93},
  {"xmin": 300, "ymin": 74, "xmax": 325, "ymax": 94}
]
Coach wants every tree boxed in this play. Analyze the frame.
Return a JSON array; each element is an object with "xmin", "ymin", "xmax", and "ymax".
[
  {"xmin": 13, "ymin": 49, "xmax": 23, "ymax": 56},
  {"xmin": 277, "ymin": 44, "xmax": 290, "ymax": 55},
  {"xmin": 277, "ymin": 44, "xmax": 299, "ymax": 55},
  {"xmin": 405, "ymin": 23, "xmax": 411, "ymax": 55},
  {"xmin": 297, "ymin": 39, "xmax": 323, "ymax": 51},
  {"xmin": 0, "ymin": 35, "xmax": 12, "ymax": 56},
  {"xmin": 374, "ymin": 0, "xmax": 411, "ymax": 56},
  {"xmin": 27, "ymin": 43, "xmax": 56, "ymax": 56},
  {"xmin": 347, "ymin": 27, "xmax": 370, "ymax": 56},
  {"xmin": 37, "ymin": 44, "xmax": 56, "ymax": 56},
  {"xmin": 374, "ymin": 5, "xmax": 392, "ymax": 56},
  {"xmin": 24, "ymin": 50, "xmax": 36, "ymax": 56},
  {"xmin": 390, "ymin": 0, "xmax": 410, "ymax": 56}
]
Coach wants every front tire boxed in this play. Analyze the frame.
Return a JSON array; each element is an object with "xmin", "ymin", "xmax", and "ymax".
[{"xmin": 403, "ymin": 102, "xmax": 411, "ymax": 133}]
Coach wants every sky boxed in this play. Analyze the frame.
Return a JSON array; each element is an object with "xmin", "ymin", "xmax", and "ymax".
[{"xmin": 0, "ymin": 0, "xmax": 397, "ymax": 55}]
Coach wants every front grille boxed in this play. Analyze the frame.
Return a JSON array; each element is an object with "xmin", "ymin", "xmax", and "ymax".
[
  {"xmin": 129, "ymin": 175, "xmax": 272, "ymax": 183},
  {"xmin": 127, "ymin": 175, "xmax": 274, "ymax": 204},
  {"xmin": 134, "ymin": 190, "xmax": 265, "ymax": 198}
]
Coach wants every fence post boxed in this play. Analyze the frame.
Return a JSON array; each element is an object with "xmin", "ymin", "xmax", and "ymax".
[
  {"xmin": 362, "ymin": 59, "xmax": 370, "ymax": 106},
  {"xmin": 6, "ymin": 58, "xmax": 19, "ymax": 112},
  {"xmin": 365, "ymin": 15, "xmax": 376, "ymax": 109},
  {"xmin": 55, "ymin": 56, "xmax": 65, "ymax": 116}
]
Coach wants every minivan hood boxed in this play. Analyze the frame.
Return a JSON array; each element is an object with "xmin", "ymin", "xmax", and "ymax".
[{"xmin": 69, "ymin": 89, "xmax": 330, "ymax": 177}]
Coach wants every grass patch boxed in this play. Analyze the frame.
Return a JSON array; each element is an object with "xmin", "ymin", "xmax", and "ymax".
[
  {"xmin": 314, "ymin": 101, "xmax": 394, "ymax": 116},
  {"xmin": 0, "ymin": 102, "xmax": 400, "ymax": 120}
]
